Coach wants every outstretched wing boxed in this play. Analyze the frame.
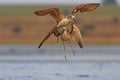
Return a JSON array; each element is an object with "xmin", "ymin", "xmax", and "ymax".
[
  {"xmin": 38, "ymin": 27, "xmax": 54, "ymax": 48},
  {"xmin": 71, "ymin": 3, "xmax": 100, "ymax": 14},
  {"xmin": 34, "ymin": 8, "xmax": 65, "ymax": 24},
  {"xmin": 71, "ymin": 23, "xmax": 83, "ymax": 48}
]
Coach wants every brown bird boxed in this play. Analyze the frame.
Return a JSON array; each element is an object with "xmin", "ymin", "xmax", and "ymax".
[{"xmin": 34, "ymin": 3, "xmax": 100, "ymax": 60}]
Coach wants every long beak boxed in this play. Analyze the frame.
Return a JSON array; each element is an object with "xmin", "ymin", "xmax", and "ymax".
[{"xmin": 73, "ymin": 18, "xmax": 79, "ymax": 23}]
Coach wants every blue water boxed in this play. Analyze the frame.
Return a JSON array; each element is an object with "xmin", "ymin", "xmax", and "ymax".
[
  {"xmin": 0, "ymin": 45, "xmax": 120, "ymax": 80},
  {"xmin": 0, "ymin": 63, "xmax": 120, "ymax": 80}
]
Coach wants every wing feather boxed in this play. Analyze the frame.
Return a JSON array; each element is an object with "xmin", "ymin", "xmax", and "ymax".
[
  {"xmin": 38, "ymin": 27, "xmax": 54, "ymax": 48},
  {"xmin": 34, "ymin": 8, "xmax": 65, "ymax": 23},
  {"xmin": 71, "ymin": 23, "xmax": 83, "ymax": 48},
  {"xmin": 71, "ymin": 3, "xmax": 100, "ymax": 14}
]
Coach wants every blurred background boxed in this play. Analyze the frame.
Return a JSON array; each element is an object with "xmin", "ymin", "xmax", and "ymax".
[
  {"xmin": 0, "ymin": 0, "xmax": 120, "ymax": 80},
  {"xmin": 0, "ymin": 0, "xmax": 120, "ymax": 44}
]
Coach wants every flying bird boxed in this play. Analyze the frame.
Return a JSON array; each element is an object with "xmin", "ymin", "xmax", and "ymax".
[{"xmin": 34, "ymin": 3, "xmax": 100, "ymax": 60}]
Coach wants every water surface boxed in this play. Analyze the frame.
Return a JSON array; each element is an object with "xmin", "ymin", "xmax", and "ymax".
[{"xmin": 0, "ymin": 44, "xmax": 120, "ymax": 80}]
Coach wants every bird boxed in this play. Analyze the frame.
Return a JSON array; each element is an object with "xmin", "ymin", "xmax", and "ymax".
[{"xmin": 34, "ymin": 3, "xmax": 100, "ymax": 60}]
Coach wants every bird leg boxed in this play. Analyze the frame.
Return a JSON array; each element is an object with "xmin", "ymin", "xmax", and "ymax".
[
  {"xmin": 62, "ymin": 41, "xmax": 67, "ymax": 61},
  {"xmin": 68, "ymin": 40, "xmax": 75, "ymax": 56},
  {"xmin": 57, "ymin": 37, "xmax": 59, "ymax": 44}
]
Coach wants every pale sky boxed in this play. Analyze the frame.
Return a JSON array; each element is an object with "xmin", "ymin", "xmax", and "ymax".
[{"xmin": 0, "ymin": 0, "xmax": 120, "ymax": 5}]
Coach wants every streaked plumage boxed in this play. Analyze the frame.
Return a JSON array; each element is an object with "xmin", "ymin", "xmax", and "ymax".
[
  {"xmin": 34, "ymin": 3, "xmax": 100, "ymax": 60},
  {"xmin": 71, "ymin": 3, "xmax": 100, "ymax": 14},
  {"xmin": 34, "ymin": 8, "xmax": 65, "ymax": 24}
]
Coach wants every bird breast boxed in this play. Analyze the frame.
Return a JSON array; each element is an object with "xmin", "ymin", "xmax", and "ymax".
[
  {"xmin": 60, "ymin": 30, "xmax": 70, "ymax": 41},
  {"xmin": 57, "ymin": 18, "xmax": 71, "ymax": 28}
]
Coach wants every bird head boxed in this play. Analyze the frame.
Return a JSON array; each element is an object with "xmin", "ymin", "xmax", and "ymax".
[
  {"xmin": 67, "ymin": 15, "xmax": 78, "ymax": 23},
  {"xmin": 67, "ymin": 15, "xmax": 75, "ymax": 19}
]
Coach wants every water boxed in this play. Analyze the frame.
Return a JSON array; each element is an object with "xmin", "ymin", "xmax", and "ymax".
[{"xmin": 0, "ymin": 44, "xmax": 120, "ymax": 80}]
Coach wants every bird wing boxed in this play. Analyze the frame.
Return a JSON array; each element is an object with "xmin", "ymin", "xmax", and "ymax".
[
  {"xmin": 71, "ymin": 23, "xmax": 83, "ymax": 48},
  {"xmin": 34, "ymin": 8, "xmax": 65, "ymax": 24},
  {"xmin": 71, "ymin": 3, "xmax": 100, "ymax": 14},
  {"xmin": 38, "ymin": 27, "xmax": 54, "ymax": 48}
]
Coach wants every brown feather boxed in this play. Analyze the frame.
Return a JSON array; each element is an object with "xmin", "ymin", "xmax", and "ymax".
[
  {"xmin": 71, "ymin": 23, "xmax": 83, "ymax": 48},
  {"xmin": 38, "ymin": 27, "xmax": 54, "ymax": 48},
  {"xmin": 34, "ymin": 8, "xmax": 65, "ymax": 24},
  {"xmin": 71, "ymin": 3, "xmax": 100, "ymax": 14}
]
